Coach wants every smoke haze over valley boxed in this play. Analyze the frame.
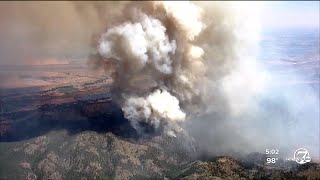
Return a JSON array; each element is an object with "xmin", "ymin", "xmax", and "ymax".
[{"xmin": 0, "ymin": 1, "xmax": 319, "ymax": 179}]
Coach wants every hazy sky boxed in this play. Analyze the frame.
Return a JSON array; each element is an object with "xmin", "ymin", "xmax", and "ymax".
[
  {"xmin": 0, "ymin": 1, "xmax": 318, "ymax": 65},
  {"xmin": 261, "ymin": 1, "xmax": 319, "ymax": 29}
]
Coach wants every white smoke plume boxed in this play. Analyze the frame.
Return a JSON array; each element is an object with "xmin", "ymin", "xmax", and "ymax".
[
  {"xmin": 122, "ymin": 89, "xmax": 186, "ymax": 137},
  {"xmin": 2, "ymin": 1, "xmax": 317, "ymax": 159},
  {"xmin": 94, "ymin": 1, "xmax": 266, "ymax": 137}
]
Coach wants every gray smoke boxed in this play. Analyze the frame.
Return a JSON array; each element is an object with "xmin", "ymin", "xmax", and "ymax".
[
  {"xmin": 92, "ymin": 1, "xmax": 266, "ymax": 138},
  {"xmin": 3, "ymin": 1, "xmax": 316, "ymax": 160},
  {"xmin": 91, "ymin": 1, "xmax": 319, "ymax": 160},
  {"xmin": 0, "ymin": 1, "xmax": 127, "ymax": 65}
]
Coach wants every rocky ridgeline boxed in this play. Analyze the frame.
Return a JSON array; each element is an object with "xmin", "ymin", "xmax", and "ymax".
[{"xmin": 0, "ymin": 131, "xmax": 319, "ymax": 180}]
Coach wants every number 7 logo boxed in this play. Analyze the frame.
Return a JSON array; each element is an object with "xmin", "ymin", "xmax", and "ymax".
[{"xmin": 294, "ymin": 148, "xmax": 311, "ymax": 164}]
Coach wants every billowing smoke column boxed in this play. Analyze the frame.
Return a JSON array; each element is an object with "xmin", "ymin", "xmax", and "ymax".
[
  {"xmin": 94, "ymin": 1, "xmax": 265, "ymax": 137},
  {"xmin": 1, "ymin": 1, "xmax": 318, "ymax": 159}
]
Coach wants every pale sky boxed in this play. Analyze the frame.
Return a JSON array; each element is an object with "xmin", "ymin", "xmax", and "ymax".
[{"xmin": 260, "ymin": 1, "xmax": 319, "ymax": 29}]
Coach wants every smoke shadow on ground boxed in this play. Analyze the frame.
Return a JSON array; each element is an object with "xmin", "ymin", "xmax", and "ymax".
[{"xmin": 0, "ymin": 90, "xmax": 155, "ymax": 142}]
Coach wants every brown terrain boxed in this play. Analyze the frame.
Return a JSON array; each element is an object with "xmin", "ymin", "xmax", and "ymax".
[{"xmin": 0, "ymin": 62, "xmax": 319, "ymax": 179}]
